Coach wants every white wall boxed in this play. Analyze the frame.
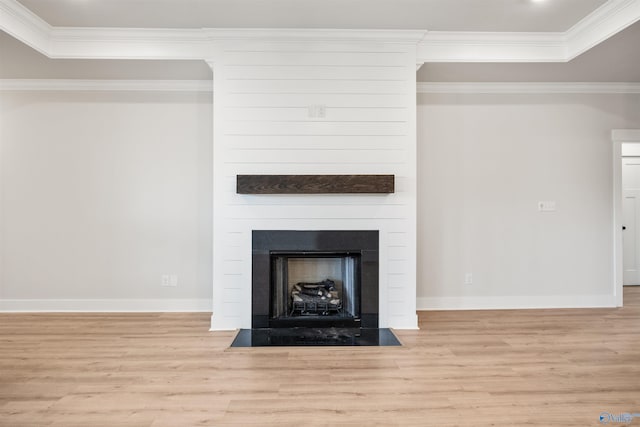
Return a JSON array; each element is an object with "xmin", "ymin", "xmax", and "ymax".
[
  {"xmin": 417, "ymin": 92, "xmax": 640, "ymax": 309},
  {"xmin": 210, "ymin": 38, "xmax": 419, "ymax": 330},
  {"xmin": 0, "ymin": 89, "xmax": 213, "ymax": 311}
]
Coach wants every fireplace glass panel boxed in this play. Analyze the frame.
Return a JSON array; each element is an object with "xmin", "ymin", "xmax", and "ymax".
[{"xmin": 271, "ymin": 253, "xmax": 360, "ymax": 321}]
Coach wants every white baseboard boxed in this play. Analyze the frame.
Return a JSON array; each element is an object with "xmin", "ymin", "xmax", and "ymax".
[
  {"xmin": 3, "ymin": 295, "xmax": 618, "ymax": 315},
  {"xmin": 387, "ymin": 313, "xmax": 420, "ymax": 330},
  {"xmin": 0, "ymin": 298, "xmax": 212, "ymax": 312},
  {"xmin": 209, "ymin": 314, "xmax": 243, "ymax": 331},
  {"xmin": 416, "ymin": 294, "xmax": 618, "ymax": 311}
]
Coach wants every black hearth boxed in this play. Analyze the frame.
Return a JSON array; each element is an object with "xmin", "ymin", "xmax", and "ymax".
[{"xmin": 251, "ymin": 230, "xmax": 379, "ymax": 329}]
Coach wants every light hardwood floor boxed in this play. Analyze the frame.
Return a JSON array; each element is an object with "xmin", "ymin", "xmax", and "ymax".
[{"xmin": 1, "ymin": 288, "xmax": 639, "ymax": 427}]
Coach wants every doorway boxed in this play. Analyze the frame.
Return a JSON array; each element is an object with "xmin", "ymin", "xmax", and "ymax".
[
  {"xmin": 622, "ymin": 150, "xmax": 640, "ymax": 286},
  {"xmin": 613, "ymin": 130, "xmax": 640, "ymax": 306}
]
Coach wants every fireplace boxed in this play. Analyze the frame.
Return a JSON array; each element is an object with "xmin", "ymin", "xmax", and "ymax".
[{"xmin": 252, "ymin": 230, "xmax": 379, "ymax": 329}]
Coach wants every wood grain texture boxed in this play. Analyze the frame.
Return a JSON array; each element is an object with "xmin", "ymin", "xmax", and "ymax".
[
  {"xmin": 236, "ymin": 174, "xmax": 395, "ymax": 194},
  {"xmin": 2, "ymin": 287, "xmax": 639, "ymax": 426}
]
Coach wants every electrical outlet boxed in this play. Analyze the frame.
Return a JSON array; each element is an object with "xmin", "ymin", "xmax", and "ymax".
[
  {"xmin": 161, "ymin": 274, "xmax": 170, "ymax": 286},
  {"xmin": 464, "ymin": 273, "xmax": 473, "ymax": 285},
  {"xmin": 170, "ymin": 274, "xmax": 178, "ymax": 287}
]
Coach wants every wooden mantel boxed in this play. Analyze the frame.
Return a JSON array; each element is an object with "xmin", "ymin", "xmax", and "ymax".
[{"xmin": 236, "ymin": 174, "xmax": 395, "ymax": 194}]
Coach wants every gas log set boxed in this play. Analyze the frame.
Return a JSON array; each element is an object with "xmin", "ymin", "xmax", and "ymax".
[{"xmin": 290, "ymin": 279, "xmax": 342, "ymax": 316}]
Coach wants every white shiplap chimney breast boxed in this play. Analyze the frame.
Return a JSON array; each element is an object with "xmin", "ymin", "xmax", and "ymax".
[{"xmin": 208, "ymin": 30, "xmax": 424, "ymax": 330}]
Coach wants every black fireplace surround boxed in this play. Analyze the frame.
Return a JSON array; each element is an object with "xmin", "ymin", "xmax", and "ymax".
[{"xmin": 252, "ymin": 230, "xmax": 379, "ymax": 329}]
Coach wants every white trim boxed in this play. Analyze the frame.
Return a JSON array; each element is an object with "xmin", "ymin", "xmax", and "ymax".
[
  {"xmin": 566, "ymin": 0, "xmax": 640, "ymax": 60},
  {"xmin": 417, "ymin": 82, "xmax": 640, "ymax": 94},
  {"xmin": 390, "ymin": 314, "xmax": 420, "ymax": 330},
  {"xmin": 0, "ymin": 0, "xmax": 51, "ymax": 56},
  {"xmin": 0, "ymin": 79, "xmax": 213, "ymax": 92},
  {"xmin": 204, "ymin": 28, "xmax": 429, "ymax": 43},
  {"xmin": 621, "ymin": 142, "xmax": 640, "ymax": 156},
  {"xmin": 49, "ymin": 27, "xmax": 211, "ymax": 60},
  {"xmin": 612, "ymin": 129, "xmax": 640, "ymax": 307},
  {"xmin": 0, "ymin": 298, "xmax": 212, "ymax": 312},
  {"xmin": 210, "ymin": 315, "xmax": 241, "ymax": 332},
  {"xmin": 417, "ymin": 294, "xmax": 617, "ymax": 311},
  {"xmin": 2, "ymin": 80, "xmax": 639, "ymax": 95},
  {"xmin": 613, "ymin": 136, "xmax": 624, "ymax": 307},
  {"xmin": 417, "ymin": 31, "xmax": 566, "ymax": 63}
]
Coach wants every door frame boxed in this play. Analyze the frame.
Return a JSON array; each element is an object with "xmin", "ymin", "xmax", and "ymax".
[{"xmin": 613, "ymin": 129, "xmax": 640, "ymax": 306}]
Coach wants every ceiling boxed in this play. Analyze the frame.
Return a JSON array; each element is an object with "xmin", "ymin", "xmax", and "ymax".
[
  {"xmin": 16, "ymin": 0, "xmax": 608, "ymax": 32},
  {"xmin": 1, "ymin": 0, "xmax": 639, "ymax": 82}
]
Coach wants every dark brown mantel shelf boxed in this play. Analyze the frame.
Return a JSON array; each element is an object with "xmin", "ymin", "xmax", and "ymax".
[{"xmin": 236, "ymin": 174, "xmax": 395, "ymax": 194}]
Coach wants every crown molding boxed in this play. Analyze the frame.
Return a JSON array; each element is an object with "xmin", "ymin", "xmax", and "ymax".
[
  {"xmin": 48, "ymin": 27, "xmax": 211, "ymax": 59},
  {"xmin": 417, "ymin": 31, "xmax": 566, "ymax": 63},
  {"xmin": 0, "ymin": 0, "xmax": 51, "ymax": 55},
  {"xmin": 44, "ymin": 28, "xmax": 429, "ymax": 60},
  {"xmin": 417, "ymin": 82, "xmax": 640, "ymax": 94},
  {"xmin": 566, "ymin": 0, "xmax": 640, "ymax": 60},
  {"xmin": 0, "ymin": 79, "xmax": 213, "ymax": 92},
  {"xmin": 203, "ymin": 28, "xmax": 428, "ymax": 43}
]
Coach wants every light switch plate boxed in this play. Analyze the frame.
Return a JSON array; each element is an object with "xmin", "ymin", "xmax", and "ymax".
[{"xmin": 538, "ymin": 201, "xmax": 556, "ymax": 212}]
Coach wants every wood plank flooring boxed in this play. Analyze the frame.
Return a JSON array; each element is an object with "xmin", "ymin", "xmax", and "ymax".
[{"xmin": 1, "ymin": 288, "xmax": 639, "ymax": 426}]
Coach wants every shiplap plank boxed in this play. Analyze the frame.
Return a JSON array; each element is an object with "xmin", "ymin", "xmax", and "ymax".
[
  {"xmin": 221, "ymin": 260, "xmax": 246, "ymax": 275},
  {"xmin": 223, "ymin": 93, "xmax": 408, "ymax": 108},
  {"xmin": 220, "ymin": 301, "xmax": 244, "ymax": 317},
  {"xmin": 217, "ymin": 274, "xmax": 245, "ymax": 290},
  {"xmin": 387, "ymin": 232, "xmax": 409, "ymax": 246},
  {"xmin": 224, "ymin": 149, "xmax": 406, "ymax": 164},
  {"xmin": 224, "ymin": 79, "xmax": 408, "ymax": 94},
  {"xmin": 223, "ymin": 121, "xmax": 407, "ymax": 136},
  {"xmin": 228, "ymin": 198, "xmax": 405, "ymax": 207},
  {"xmin": 223, "ymin": 52, "xmax": 409, "ymax": 67},
  {"xmin": 222, "ymin": 288, "xmax": 245, "ymax": 303},
  {"xmin": 388, "ymin": 260, "xmax": 408, "ymax": 275},
  {"xmin": 387, "ymin": 273, "xmax": 407, "ymax": 289},
  {"xmin": 224, "ymin": 135, "xmax": 408, "ymax": 150},
  {"xmin": 220, "ymin": 163, "xmax": 403, "ymax": 176},
  {"xmin": 221, "ymin": 245, "xmax": 244, "ymax": 261},
  {"xmin": 223, "ymin": 65, "xmax": 406, "ymax": 81},
  {"xmin": 224, "ymin": 205, "xmax": 403, "ymax": 220},
  {"xmin": 222, "ymin": 107, "xmax": 408, "ymax": 122},
  {"xmin": 389, "ymin": 246, "xmax": 408, "ymax": 260}
]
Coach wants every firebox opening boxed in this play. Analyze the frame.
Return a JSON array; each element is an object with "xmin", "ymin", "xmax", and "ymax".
[
  {"xmin": 271, "ymin": 253, "xmax": 361, "ymax": 322},
  {"xmin": 251, "ymin": 230, "xmax": 379, "ymax": 330}
]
